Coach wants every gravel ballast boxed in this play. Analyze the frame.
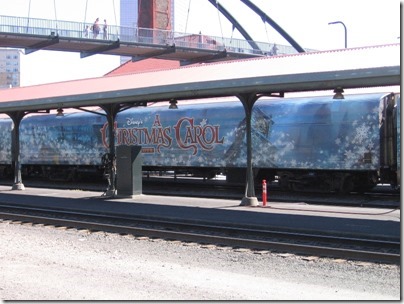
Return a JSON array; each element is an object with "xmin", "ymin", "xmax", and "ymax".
[{"xmin": 0, "ymin": 220, "xmax": 399, "ymax": 300}]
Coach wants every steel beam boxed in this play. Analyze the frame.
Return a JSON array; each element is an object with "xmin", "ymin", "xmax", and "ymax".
[
  {"xmin": 180, "ymin": 49, "xmax": 228, "ymax": 65},
  {"xmin": 207, "ymin": 0, "xmax": 261, "ymax": 53},
  {"xmin": 132, "ymin": 44, "xmax": 176, "ymax": 62},
  {"xmin": 80, "ymin": 39, "xmax": 120, "ymax": 58},
  {"xmin": 25, "ymin": 34, "xmax": 59, "ymax": 54},
  {"xmin": 240, "ymin": 0, "xmax": 305, "ymax": 53}
]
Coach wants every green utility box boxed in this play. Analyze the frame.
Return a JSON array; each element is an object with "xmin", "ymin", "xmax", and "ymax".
[{"xmin": 116, "ymin": 145, "xmax": 142, "ymax": 197}]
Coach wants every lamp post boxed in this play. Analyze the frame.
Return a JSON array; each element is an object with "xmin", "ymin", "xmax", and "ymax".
[{"xmin": 328, "ymin": 21, "xmax": 347, "ymax": 48}]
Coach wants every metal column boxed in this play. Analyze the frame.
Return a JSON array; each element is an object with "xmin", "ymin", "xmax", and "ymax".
[
  {"xmin": 100, "ymin": 104, "xmax": 120, "ymax": 197},
  {"xmin": 237, "ymin": 93, "xmax": 259, "ymax": 206},
  {"xmin": 7, "ymin": 111, "xmax": 26, "ymax": 190}
]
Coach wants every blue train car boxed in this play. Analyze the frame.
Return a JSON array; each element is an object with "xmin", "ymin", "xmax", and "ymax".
[
  {"xmin": 20, "ymin": 112, "xmax": 105, "ymax": 166},
  {"xmin": 252, "ymin": 93, "xmax": 394, "ymax": 192},
  {"xmin": 0, "ymin": 92, "xmax": 399, "ymax": 192},
  {"xmin": 0, "ymin": 118, "xmax": 11, "ymax": 165},
  {"xmin": 394, "ymin": 94, "xmax": 400, "ymax": 189}
]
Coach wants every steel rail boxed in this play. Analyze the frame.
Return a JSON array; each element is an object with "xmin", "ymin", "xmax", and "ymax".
[{"xmin": 0, "ymin": 204, "xmax": 399, "ymax": 264}]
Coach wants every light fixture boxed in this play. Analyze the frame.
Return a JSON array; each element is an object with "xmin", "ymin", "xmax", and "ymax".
[
  {"xmin": 333, "ymin": 87, "xmax": 344, "ymax": 100},
  {"xmin": 169, "ymin": 99, "xmax": 178, "ymax": 109},
  {"xmin": 328, "ymin": 21, "xmax": 347, "ymax": 48},
  {"xmin": 56, "ymin": 108, "xmax": 64, "ymax": 117}
]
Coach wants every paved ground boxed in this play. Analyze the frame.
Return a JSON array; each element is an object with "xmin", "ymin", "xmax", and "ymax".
[{"xmin": 0, "ymin": 185, "xmax": 400, "ymax": 240}]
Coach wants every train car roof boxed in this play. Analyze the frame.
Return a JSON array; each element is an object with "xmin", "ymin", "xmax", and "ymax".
[
  {"xmin": 0, "ymin": 44, "xmax": 399, "ymax": 113},
  {"xmin": 0, "ymin": 91, "xmax": 398, "ymax": 120}
]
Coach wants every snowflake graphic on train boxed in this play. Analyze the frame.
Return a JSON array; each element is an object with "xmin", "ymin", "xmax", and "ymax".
[{"xmin": 0, "ymin": 93, "xmax": 398, "ymax": 193}]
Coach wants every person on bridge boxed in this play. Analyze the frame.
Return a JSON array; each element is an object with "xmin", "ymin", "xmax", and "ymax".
[
  {"xmin": 83, "ymin": 25, "xmax": 91, "ymax": 38},
  {"xmin": 103, "ymin": 19, "xmax": 108, "ymax": 40},
  {"xmin": 271, "ymin": 44, "xmax": 278, "ymax": 56},
  {"xmin": 92, "ymin": 18, "xmax": 100, "ymax": 39}
]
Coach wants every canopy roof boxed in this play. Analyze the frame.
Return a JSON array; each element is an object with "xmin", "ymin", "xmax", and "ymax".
[{"xmin": 0, "ymin": 44, "xmax": 399, "ymax": 113}]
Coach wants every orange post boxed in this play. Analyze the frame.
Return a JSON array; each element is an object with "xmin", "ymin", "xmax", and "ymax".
[{"xmin": 262, "ymin": 180, "xmax": 267, "ymax": 207}]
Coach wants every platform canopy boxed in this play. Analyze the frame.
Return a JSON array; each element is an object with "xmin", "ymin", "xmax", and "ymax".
[{"xmin": 0, "ymin": 43, "xmax": 400, "ymax": 113}]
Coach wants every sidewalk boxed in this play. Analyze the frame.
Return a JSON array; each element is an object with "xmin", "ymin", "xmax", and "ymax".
[{"xmin": 0, "ymin": 185, "xmax": 400, "ymax": 241}]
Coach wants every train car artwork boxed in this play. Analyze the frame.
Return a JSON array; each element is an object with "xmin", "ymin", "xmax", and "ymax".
[{"xmin": 0, "ymin": 92, "xmax": 400, "ymax": 193}]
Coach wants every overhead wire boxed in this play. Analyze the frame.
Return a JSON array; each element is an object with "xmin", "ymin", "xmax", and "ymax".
[
  {"xmin": 263, "ymin": 15, "xmax": 271, "ymax": 44},
  {"xmin": 53, "ymin": 0, "xmax": 59, "ymax": 34},
  {"xmin": 112, "ymin": 0, "xmax": 118, "ymax": 37},
  {"xmin": 26, "ymin": 0, "xmax": 32, "ymax": 33},
  {"xmin": 83, "ymin": 0, "xmax": 89, "ymax": 26},
  {"xmin": 214, "ymin": 0, "xmax": 225, "ymax": 45},
  {"xmin": 229, "ymin": 23, "xmax": 235, "ymax": 45},
  {"xmin": 184, "ymin": 0, "xmax": 192, "ymax": 33}
]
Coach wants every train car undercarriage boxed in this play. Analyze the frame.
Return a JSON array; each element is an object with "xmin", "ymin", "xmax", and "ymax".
[{"xmin": 0, "ymin": 164, "xmax": 396, "ymax": 194}]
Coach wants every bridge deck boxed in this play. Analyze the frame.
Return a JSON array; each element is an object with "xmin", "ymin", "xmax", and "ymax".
[{"xmin": 0, "ymin": 15, "xmax": 299, "ymax": 63}]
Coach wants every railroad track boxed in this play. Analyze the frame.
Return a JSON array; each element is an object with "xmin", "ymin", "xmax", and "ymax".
[{"xmin": 0, "ymin": 203, "xmax": 399, "ymax": 264}]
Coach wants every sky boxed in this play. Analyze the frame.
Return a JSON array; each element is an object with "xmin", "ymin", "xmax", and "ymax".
[{"xmin": 0, "ymin": 0, "xmax": 401, "ymax": 86}]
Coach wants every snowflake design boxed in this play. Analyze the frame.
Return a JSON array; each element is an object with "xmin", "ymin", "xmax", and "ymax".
[
  {"xmin": 367, "ymin": 142, "xmax": 375, "ymax": 150},
  {"xmin": 344, "ymin": 149, "xmax": 355, "ymax": 160},
  {"xmin": 200, "ymin": 118, "xmax": 207, "ymax": 127},
  {"xmin": 353, "ymin": 124, "xmax": 370, "ymax": 144},
  {"xmin": 357, "ymin": 145, "xmax": 368, "ymax": 156},
  {"xmin": 328, "ymin": 154, "xmax": 339, "ymax": 165}
]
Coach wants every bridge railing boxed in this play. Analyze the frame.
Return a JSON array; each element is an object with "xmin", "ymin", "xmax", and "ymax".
[{"xmin": 0, "ymin": 15, "xmax": 303, "ymax": 56}]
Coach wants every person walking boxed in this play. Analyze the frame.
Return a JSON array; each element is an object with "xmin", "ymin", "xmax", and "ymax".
[{"xmin": 92, "ymin": 18, "xmax": 100, "ymax": 39}]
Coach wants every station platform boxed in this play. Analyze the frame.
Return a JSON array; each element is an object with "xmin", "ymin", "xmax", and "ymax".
[{"xmin": 0, "ymin": 185, "xmax": 400, "ymax": 241}]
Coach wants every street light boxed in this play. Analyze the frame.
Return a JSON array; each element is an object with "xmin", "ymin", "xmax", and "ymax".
[{"xmin": 328, "ymin": 21, "xmax": 347, "ymax": 48}]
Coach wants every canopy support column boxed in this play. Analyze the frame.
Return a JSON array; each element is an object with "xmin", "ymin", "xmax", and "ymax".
[
  {"xmin": 236, "ymin": 93, "xmax": 259, "ymax": 206},
  {"xmin": 100, "ymin": 104, "xmax": 120, "ymax": 197},
  {"xmin": 7, "ymin": 111, "xmax": 26, "ymax": 190}
]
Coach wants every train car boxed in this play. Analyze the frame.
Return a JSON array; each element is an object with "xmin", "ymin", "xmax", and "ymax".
[
  {"xmin": 0, "ymin": 92, "xmax": 399, "ymax": 193},
  {"xmin": 0, "ymin": 118, "xmax": 11, "ymax": 173},
  {"xmin": 394, "ymin": 94, "xmax": 400, "ymax": 189},
  {"xmin": 251, "ymin": 92, "xmax": 399, "ymax": 192}
]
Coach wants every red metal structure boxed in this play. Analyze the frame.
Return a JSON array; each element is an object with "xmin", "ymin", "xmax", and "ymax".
[{"xmin": 138, "ymin": 0, "xmax": 172, "ymax": 31}]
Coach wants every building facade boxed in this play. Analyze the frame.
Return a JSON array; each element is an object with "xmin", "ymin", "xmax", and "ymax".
[
  {"xmin": 120, "ymin": 0, "xmax": 139, "ymax": 30},
  {"xmin": 0, "ymin": 48, "xmax": 21, "ymax": 88}
]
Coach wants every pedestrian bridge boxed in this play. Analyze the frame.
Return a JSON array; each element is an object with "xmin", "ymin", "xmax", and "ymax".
[{"xmin": 0, "ymin": 15, "xmax": 300, "ymax": 64}]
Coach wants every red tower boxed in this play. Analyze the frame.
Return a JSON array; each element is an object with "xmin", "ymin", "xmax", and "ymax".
[{"xmin": 138, "ymin": 0, "xmax": 172, "ymax": 31}]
